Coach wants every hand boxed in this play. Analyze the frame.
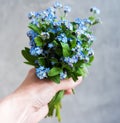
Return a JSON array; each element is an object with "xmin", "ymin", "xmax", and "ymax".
[{"xmin": 0, "ymin": 68, "xmax": 82, "ymax": 123}]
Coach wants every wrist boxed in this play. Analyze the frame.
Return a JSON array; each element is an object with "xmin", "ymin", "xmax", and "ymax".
[{"xmin": 0, "ymin": 91, "xmax": 33, "ymax": 123}]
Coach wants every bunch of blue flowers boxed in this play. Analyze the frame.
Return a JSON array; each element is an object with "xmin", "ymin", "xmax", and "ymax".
[{"xmin": 22, "ymin": 1, "xmax": 100, "ymax": 121}]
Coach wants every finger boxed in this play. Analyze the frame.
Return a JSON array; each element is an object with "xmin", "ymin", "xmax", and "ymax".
[
  {"xmin": 64, "ymin": 89, "xmax": 73, "ymax": 95},
  {"xmin": 55, "ymin": 77, "xmax": 82, "ymax": 92}
]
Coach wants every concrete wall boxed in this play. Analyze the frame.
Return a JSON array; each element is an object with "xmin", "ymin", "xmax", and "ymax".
[{"xmin": 0, "ymin": 0, "xmax": 120, "ymax": 123}]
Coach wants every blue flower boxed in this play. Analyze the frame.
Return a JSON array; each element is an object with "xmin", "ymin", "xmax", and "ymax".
[
  {"xmin": 46, "ymin": 7, "xmax": 55, "ymax": 14},
  {"xmin": 29, "ymin": 39, "xmax": 35, "ymax": 47},
  {"xmin": 64, "ymin": 6, "xmax": 71, "ymax": 13},
  {"xmin": 75, "ymin": 18, "xmax": 88, "ymax": 30},
  {"xmin": 76, "ymin": 29, "xmax": 84, "ymax": 36},
  {"xmin": 57, "ymin": 33, "xmax": 67, "ymax": 43},
  {"xmin": 75, "ymin": 18, "xmax": 82, "ymax": 24},
  {"xmin": 83, "ymin": 19, "xmax": 92, "ymax": 25},
  {"xmin": 28, "ymin": 12, "xmax": 41, "ymax": 20},
  {"xmin": 30, "ymin": 47, "xmax": 43, "ymax": 56},
  {"xmin": 27, "ymin": 30, "xmax": 37, "ymax": 38},
  {"xmin": 60, "ymin": 71, "xmax": 67, "ymax": 79},
  {"xmin": 66, "ymin": 22, "xmax": 73, "ymax": 30},
  {"xmin": 28, "ymin": 12, "xmax": 36, "ymax": 19},
  {"xmin": 41, "ymin": 32, "xmax": 50, "ymax": 40},
  {"xmin": 40, "ymin": 11, "xmax": 48, "ymax": 20},
  {"xmin": 27, "ymin": 30, "xmax": 38, "ymax": 46},
  {"xmin": 48, "ymin": 43, "xmax": 54, "ymax": 48},
  {"xmin": 39, "ymin": 10, "xmax": 56, "ymax": 22},
  {"xmin": 36, "ymin": 66, "xmax": 50, "ymax": 79},
  {"xmin": 83, "ymin": 56, "xmax": 89, "ymax": 63},
  {"xmin": 30, "ymin": 18, "xmax": 39, "ymax": 27},
  {"xmin": 53, "ymin": 21, "xmax": 61, "ymax": 27},
  {"xmin": 61, "ymin": 20, "xmax": 73, "ymax": 30},
  {"xmin": 84, "ymin": 33, "xmax": 96, "ymax": 42},
  {"xmin": 76, "ymin": 51, "xmax": 84, "ymax": 60},
  {"xmin": 90, "ymin": 7, "xmax": 100, "ymax": 14},
  {"xmin": 45, "ymin": 7, "xmax": 57, "ymax": 22},
  {"xmin": 64, "ymin": 56, "xmax": 79, "ymax": 67},
  {"xmin": 53, "ymin": 1, "xmax": 62, "ymax": 9},
  {"xmin": 87, "ymin": 48, "xmax": 94, "ymax": 57},
  {"xmin": 48, "ymin": 27, "xmax": 62, "ymax": 34}
]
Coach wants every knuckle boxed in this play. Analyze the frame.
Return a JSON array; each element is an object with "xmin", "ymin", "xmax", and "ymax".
[
  {"xmin": 33, "ymin": 98, "xmax": 44, "ymax": 111},
  {"xmin": 28, "ymin": 68, "xmax": 35, "ymax": 75}
]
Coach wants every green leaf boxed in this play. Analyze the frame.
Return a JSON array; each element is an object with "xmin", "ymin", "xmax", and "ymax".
[
  {"xmin": 61, "ymin": 42, "xmax": 71, "ymax": 57},
  {"xmin": 70, "ymin": 39, "xmax": 76, "ymax": 48},
  {"xmin": 71, "ymin": 73, "xmax": 78, "ymax": 81},
  {"xmin": 48, "ymin": 67, "xmax": 62, "ymax": 77},
  {"xmin": 62, "ymin": 64, "xmax": 72, "ymax": 71},
  {"xmin": 24, "ymin": 62, "xmax": 37, "ymax": 67},
  {"xmin": 34, "ymin": 37, "xmax": 43, "ymax": 46},
  {"xmin": 38, "ymin": 57, "xmax": 46, "ymax": 66},
  {"xmin": 28, "ymin": 23, "xmax": 40, "ymax": 33},
  {"xmin": 74, "ymin": 60, "xmax": 84, "ymax": 67},
  {"xmin": 50, "ymin": 58, "xmax": 58, "ymax": 64},
  {"xmin": 49, "ymin": 75, "xmax": 60, "ymax": 84},
  {"xmin": 53, "ymin": 40, "xmax": 59, "ymax": 46},
  {"xmin": 21, "ymin": 47, "xmax": 37, "ymax": 64},
  {"xmin": 89, "ymin": 56, "xmax": 94, "ymax": 63},
  {"xmin": 89, "ymin": 16, "xmax": 95, "ymax": 21},
  {"xmin": 66, "ymin": 70, "xmax": 78, "ymax": 81},
  {"xmin": 92, "ymin": 19, "xmax": 100, "ymax": 25},
  {"xmin": 76, "ymin": 68, "xmax": 85, "ymax": 76}
]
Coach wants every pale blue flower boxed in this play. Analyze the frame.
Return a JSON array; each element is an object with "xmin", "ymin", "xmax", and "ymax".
[
  {"xmin": 27, "ymin": 30, "xmax": 37, "ymax": 38},
  {"xmin": 57, "ymin": 33, "xmax": 67, "ymax": 43},
  {"xmin": 87, "ymin": 48, "xmax": 94, "ymax": 57},
  {"xmin": 76, "ymin": 51, "xmax": 84, "ymax": 60},
  {"xmin": 53, "ymin": 21, "xmax": 61, "ymax": 27},
  {"xmin": 29, "ymin": 39, "xmax": 35, "ymax": 47},
  {"xmin": 46, "ymin": 7, "xmax": 55, "ymax": 14},
  {"xmin": 41, "ymin": 32, "xmax": 50, "ymax": 40},
  {"xmin": 64, "ymin": 56, "xmax": 78, "ymax": 66},
  {"xmin": 45, "ymin": 7, "xmax": 56, "ymax": 22},
  {"xmin": 75, "ymin": 18, "xmax": 88, "ymax": 31},
  {"xmin": 84, "ymin": 56, "xmax": 89, "ymax": 63},
  {"xmin": 62, "ymin": 20, "xmax": 73, "ymax": 30},
  {"xmin": 83, "ymin": 19, "xmax": 92, "ymax": 25},
  {"xmin": 26, "ymin": 30, "xmax": 38, "ymax": 47},
  {"xmin": 53, "ymin": 1, "xmax": 62, "ymax": 9},
  {"xmin": 30, "ymin": 18, "xmax": 39, "ymax": 27},
  {"xmin": 66, "ymin": 22, "xmax": 73, "ymax": 30},
  {"xmin": 75, "ymin": 18, "xmax": 82, "ymax": 24},
  {"xmin": 64, "ymin": 6, "xmax": 71, "ymax": 13},
  {"xmin": 36, "ymin": 66, "xmax": 50, "ymax": 79},
  {"xmin": 40, "ymin": 11, "xmax": 48, "ymax": 20},
  {"xmin": 60, "ymin": 71, "xmax": 67, "ymax": 79},
  {"xmin": 90, "ymin": 7, "xmax": 100, "ymax": 14},
  {"xmin": 48, "ymin": 43, "xmax": 54, "ymax": 48},
  {"xmin": 28, "ymin": 12, "xmax": 36, "ymax": 19},
  {"xmin": 76, "ymin": 29, "xmax": 84, "ymax": 35},
  {"xmin": 30, "ymin": 47, "xmax": 43, "ymax": 56},
  {"xmin": 84, "ymin": 33, "xmax": 96, "ymax": 42}
]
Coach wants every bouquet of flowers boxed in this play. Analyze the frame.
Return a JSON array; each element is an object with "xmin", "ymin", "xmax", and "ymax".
[{"xmin": 22, "ymin": 1, "xmax": 100, "ymax": 121}]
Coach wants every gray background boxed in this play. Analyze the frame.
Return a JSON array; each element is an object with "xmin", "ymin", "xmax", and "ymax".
[{"xmin": 0, "ymin": 0, "xmax": 120, "ymax": 123}]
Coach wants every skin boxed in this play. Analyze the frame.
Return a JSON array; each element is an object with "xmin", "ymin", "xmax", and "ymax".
[{"xmin": 0, "ymin": 68, "xmax": 82, "ymax": 123}]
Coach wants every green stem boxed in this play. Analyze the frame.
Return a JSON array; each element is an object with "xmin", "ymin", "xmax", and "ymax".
[{"xmin": 48, "ymin": 90, "xmax": 64, "ymax": 121}]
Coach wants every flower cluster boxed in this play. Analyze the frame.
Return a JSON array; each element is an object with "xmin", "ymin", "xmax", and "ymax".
[{"xmin": 22, "ymin": 1, "xmax": 100, "ymax": 121}]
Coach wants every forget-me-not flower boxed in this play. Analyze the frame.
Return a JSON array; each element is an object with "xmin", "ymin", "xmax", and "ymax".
[{"xmin": 36, "ymin": 66, "xmax": 50, "ymax": 79}]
